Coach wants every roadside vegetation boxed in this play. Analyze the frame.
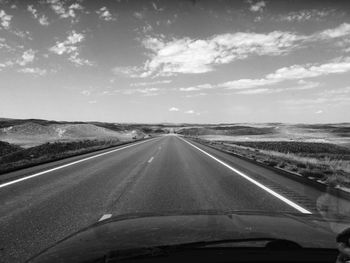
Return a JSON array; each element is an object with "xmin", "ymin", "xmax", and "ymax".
[
  {"xmin": 0, "ymin": 139, "xmax": 133, "ymax": 175},
  {"xmin": 189, "ymin": 138, "xmax": 350, "ymax": 191}
]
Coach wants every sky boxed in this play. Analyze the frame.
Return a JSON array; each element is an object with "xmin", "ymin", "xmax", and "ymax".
[{"xmin": 0, "ymin": 0, "xmax": 350, "ymax": 124}]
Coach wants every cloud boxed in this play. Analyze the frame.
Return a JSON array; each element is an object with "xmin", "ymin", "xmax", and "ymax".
[
  {"xmin": 17, "ymin": 49, "xmax": 36, "ymax": 66},
  {"xmin": 47, "ymin": 0, "xmax": 83, "ymax": 21},
  {"xmin": 277, "ymin": 9, "xmax": 335, "ymax": 22},
  {"xmin": 169, "ymin": 107, "xmax": 179, "ymax": 112},
  {"xmin": 220, "ymin": 57, "xmax": 350, "ymax": 90},
  {"xmin": 248, "ymin": 1, "xmax": 266, "ymax": 12},
  {"xmin": 151, "ymin": 2, "xmax": 164, "ymax": 12},
  {"xmin": 116, "ymin": 23, "xmax": 350, "ymax": 78},
  {"xmin": 130, "ymin": 80, "xmax": 172, "ymax": 87},
  {"xmin": 88, "ymin": 100, "xmax": 97, "ymax": 104},
  {"xmin": 140, "ymin": 31, "xmax": 302, "ymax": 76},
  {"xmin": 315, "ymin": 110, "xmax": 323, "ymax": 114},
  {"xmin": 28, "ymin": 5, "xmax": 50, "ymax": 26},
  {"xmin": 133, "ymin": 11, "xmax": 144, "ymax": 20},
  {"xmin": 185, "ymin": 110, "xmax": 195, "ymax": 114},
  {"xmin": 81, "ymin": 90, "xmax": 91, "ymax": 96},
  {"xmin": 112, "ymin": 66, "xmax": 143, "ymax": 78},
  {"xmin": 17, "ymin": 67, "xmax": 47, "ymax": 76},
  {"xmin": 185, "ymin": 93, "xmax": 207, "ymax": 98},
  {"xmin": 318, "ymin": 23, "xmax": 350, "ymax": 39},
  {"xmin": 96, "ymin": 6, "xmax": 116, "ymax": 21},
  {"xmin": 50, "ymin": 31, "xmax": 91, "ymax": 66},
  {"xmin": 38, "ymin": 15, "xmax": 49, "ymax": 26},
  {"xmin": 115, "ymin": 87, "xmax": 160, "ymax": 96},
  {"xmin": 0, "ymin": 9, "xmax": 12, "ymax": 29},
  {"xmin": 179, "ymin": 84, "xmax": 213, "ymax": 91}
]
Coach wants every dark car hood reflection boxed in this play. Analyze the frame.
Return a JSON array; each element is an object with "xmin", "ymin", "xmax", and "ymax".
[{"xmin": 29, "ymin": 210, "xmax": 347, "ymax": 263}]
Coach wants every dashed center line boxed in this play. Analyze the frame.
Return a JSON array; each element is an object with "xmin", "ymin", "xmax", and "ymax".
[
  {"xmin": 148, "ymin": 157, "xmax": 154, "ymax": 163},
  {"xmin": 99, "ymin": 214, "xmax": 112, "ymax": 221}
]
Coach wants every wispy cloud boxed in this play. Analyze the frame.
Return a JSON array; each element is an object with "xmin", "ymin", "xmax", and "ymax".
[
  {"xmin": 219, "ymin": 57, "xmax": 350, "ymax": 90},
  {"xmin": 49, "ymin": 31, "xmax": 91, "ymax": 66},
  {"xmin": 112, "ymin": 66, "xmax": 143, "ymax": 78},
  {"xmin": 115, "ymin": 87, "xmax": 160, "ymax": 96},
  {"xmin": 133, "ymin": 23, "xmax": 350, "ymax": 77},
  {"xmin": 277, "ymin": 9, "xmax": 336, "ymax": 22},
  {"xmin": 179, "ymin": 84, "xmax": 213, "ymax": 92},
  {"xmin": 318, "ymin": 23, "xmax": 350, "ymax": 39},
  {"xmin": 18, "ymin": 67, "xmax": 47, "ymax": 76},
  {"xmin": 130, "ymin": 80, "xmax": 172, "ymax": 87}
]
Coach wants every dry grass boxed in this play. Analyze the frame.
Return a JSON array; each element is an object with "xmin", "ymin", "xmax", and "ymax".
[{"xmin": 192, "ymin": 138, "xmax": 350, "ymax": 190}]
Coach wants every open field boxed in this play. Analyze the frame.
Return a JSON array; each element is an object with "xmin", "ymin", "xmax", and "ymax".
[
  {"xmin": 188, "ymin": 138, "xmax": 350, "ymax": 192},
  {"xmin": 178, "ymin": 123, "xmax": 350, "ymax": 192},
  {"xmin": 0, "ymin": 118, "xmax": 171, "ymax": 174},
  {"xmin": 177, "ymin": 123, "xmax": 350, "ymax": 147}
]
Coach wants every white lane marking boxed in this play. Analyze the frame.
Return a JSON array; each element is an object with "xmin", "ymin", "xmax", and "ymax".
[
  {"xmin": 178, "ymin": 137, "xmax": 312, "ymax": 214},
  {"xmin": 99, "ymin": 214, "xmax": 112, "ymax": 221},
  {"xmin": 148, "ymin": 157, "xmax": 154, "ymax": 163},
  {"xmin": 0, "ymin": 138, "xmax": 158, "ymax": 189}
]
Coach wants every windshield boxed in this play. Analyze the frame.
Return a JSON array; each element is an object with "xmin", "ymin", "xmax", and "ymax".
[{"xmin": 0, "ymin": 0, "xmax": 350, "ymax": 262}]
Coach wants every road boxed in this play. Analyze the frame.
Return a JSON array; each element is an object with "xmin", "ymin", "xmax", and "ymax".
[{"xmin": 0, "ymin": 135, "xmax": 347, "ymax": 262}]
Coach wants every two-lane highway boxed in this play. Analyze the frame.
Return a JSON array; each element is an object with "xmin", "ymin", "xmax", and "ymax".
[{"xmin": 0, "ymin": 135, "xmax": 347, "ymax": 262}]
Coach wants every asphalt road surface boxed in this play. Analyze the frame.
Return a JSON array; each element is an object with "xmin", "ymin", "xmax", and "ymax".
[{"xmin": 0, "ymin": 135, "xmax": 348, "ymax": 262}]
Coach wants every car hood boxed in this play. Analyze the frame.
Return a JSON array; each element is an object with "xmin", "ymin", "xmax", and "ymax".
[{"xmin": 29, "ymin": 210, "xmax": 345, "ymax": 263}]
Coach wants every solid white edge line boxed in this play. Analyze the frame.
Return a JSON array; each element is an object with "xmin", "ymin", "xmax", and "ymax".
[
  {"xmin": 178, "ymin": 137, "xmax": 312, "ymax": 214},
  {"xmin": 0, "ymin": 138, "xmax": 158, "ymax": 189},
  {"xmin": 99, "ymin": 214, "xmax": 112, "ymax": 221}
]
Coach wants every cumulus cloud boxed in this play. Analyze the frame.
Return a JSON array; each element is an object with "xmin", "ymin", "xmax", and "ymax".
[
  {"xmin": 219, "ymin": 58, "xmax": 350, "ymax": 90},
  {"xmin": 47, "ymin": 0, "xmax": 83, "ymax": 21},
  {"xmin": 248, "ymin": 1, "xmax": 266, "ymax": 12},
  {"xmin": 17, "ymin": 49, "xmax": 36, "ymax": 66},
  {"xmin": 27, "ymin": 5, "xmax": 50, "ymax": 26},
  {"xmin": 0, "ymin": 9, "xmax": 12, "ymax": 29},
  {"xmin": 118, "ymin": 23, "xmax": 350, "ymax": 78},
  {"xmin": 169, "ymin": 107, "xmax": 179, "ymax": 111},
  {"xmin": 96, "ymin": 6, "xmax": 116, "ymax": 21},
  {"xmin": 49, "ymin": 31, "xmax": 91, "ymax": 66},
  {"xmin": 18, "ymin": 67, "xmax": 47, "ymax": 76},
  {"xmin": 140, "ymin": 31, "xmax": 302, "ymax": 77}
]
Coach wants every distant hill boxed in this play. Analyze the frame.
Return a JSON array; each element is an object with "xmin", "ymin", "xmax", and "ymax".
[
  {"xmin": 0, "ymin": 141, "xmax": 22, "ymax": 157},
  {"xmin": 0, "ymin": 122, "xmax": 146, "ymax": 148}
]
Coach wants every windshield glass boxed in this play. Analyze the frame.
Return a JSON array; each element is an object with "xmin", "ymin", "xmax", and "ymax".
[{"xmin": 0, "ymin": 0, "xmax": 350, "ymax": 262}]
